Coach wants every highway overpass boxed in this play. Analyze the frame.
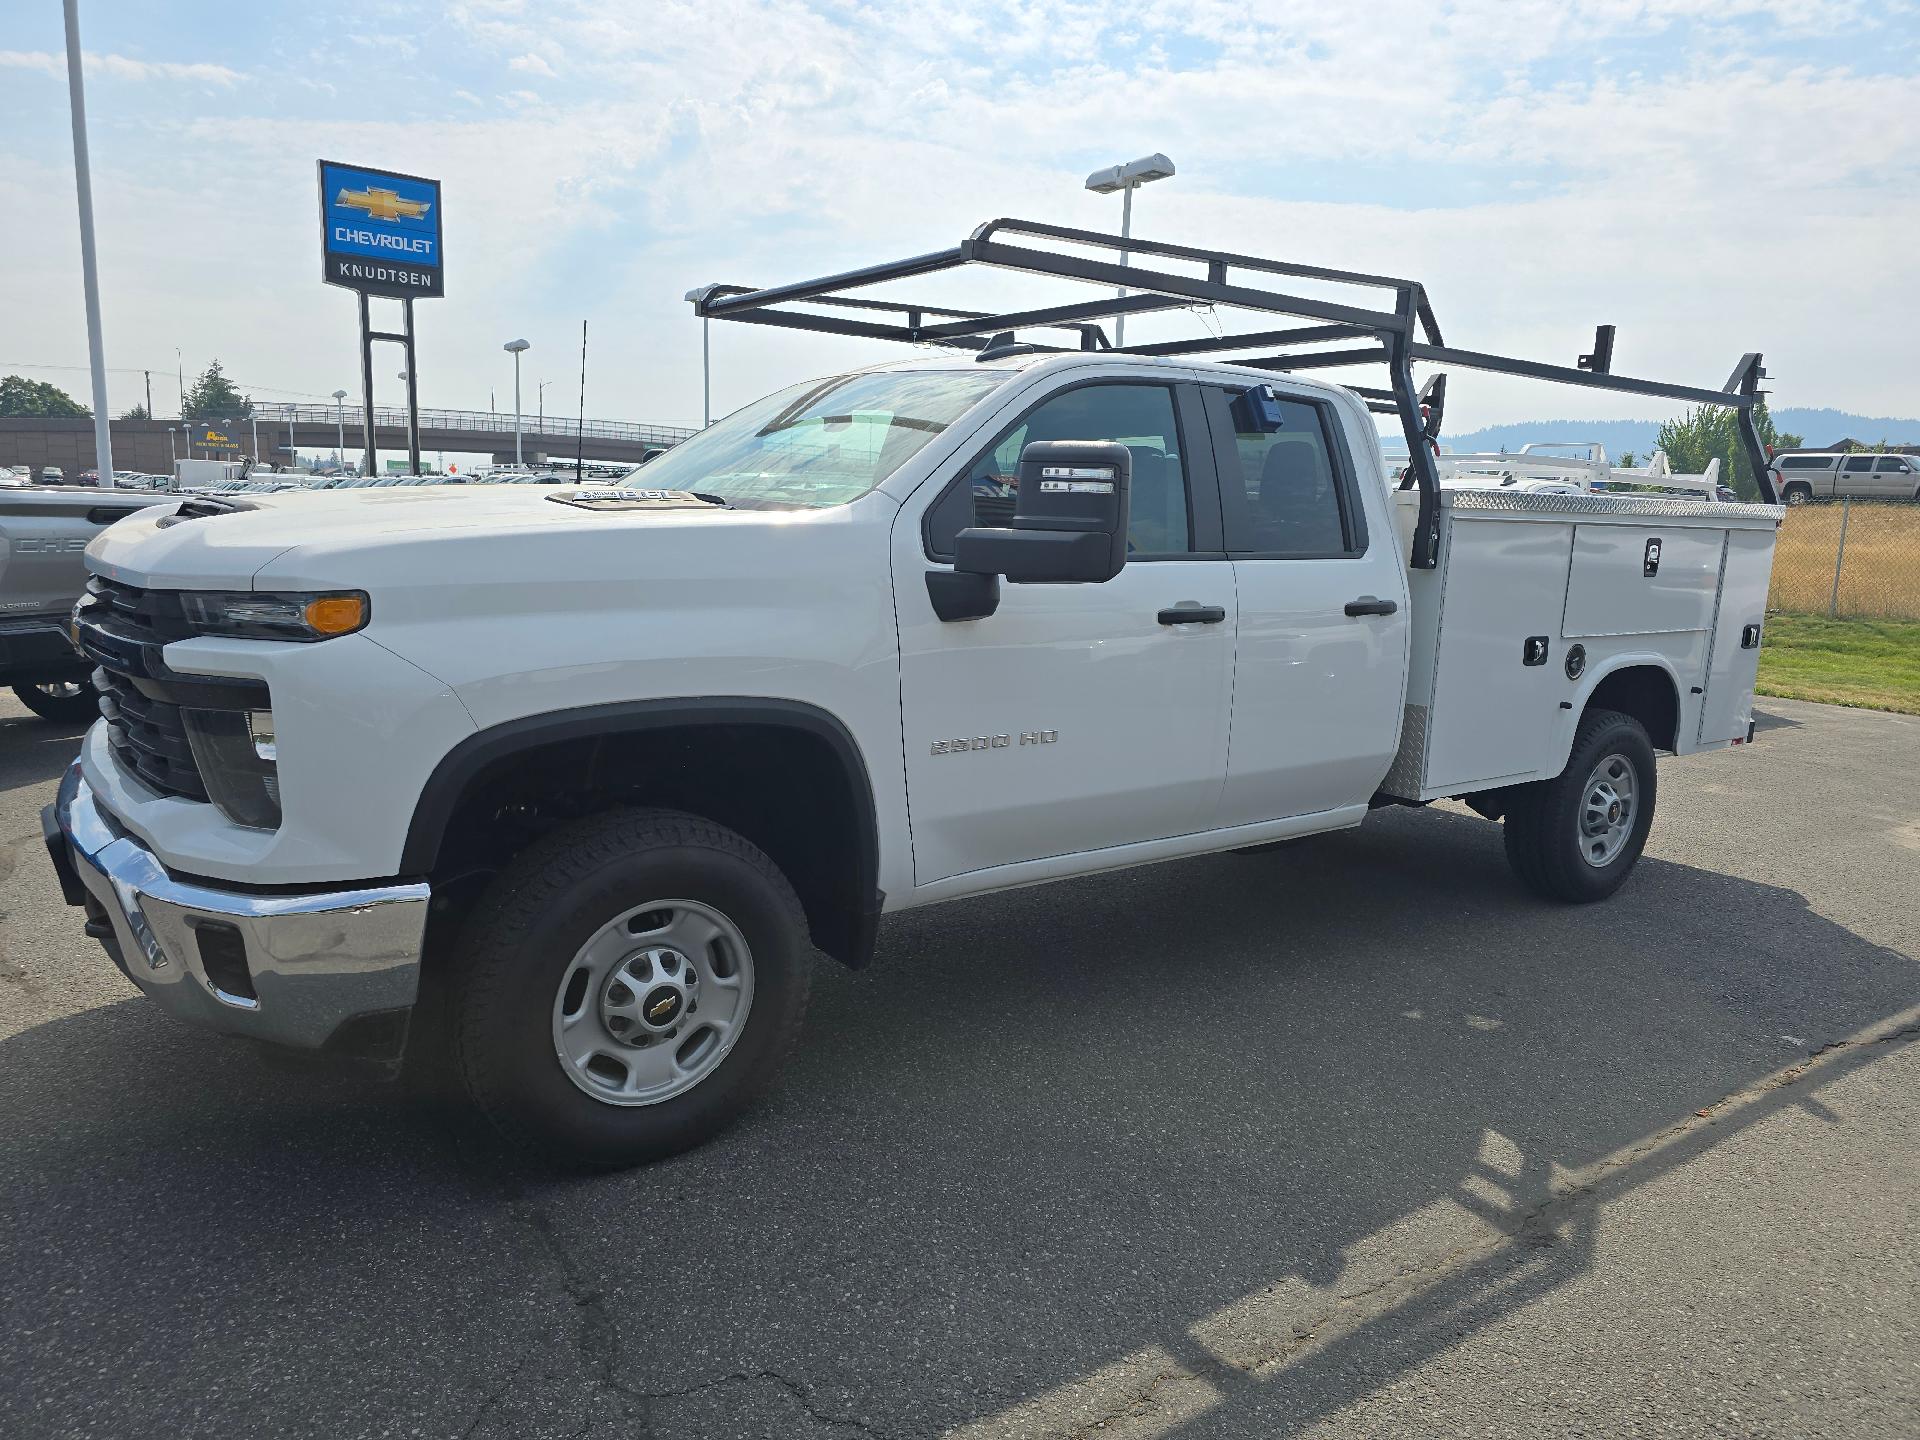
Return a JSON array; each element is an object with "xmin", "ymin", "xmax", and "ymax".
[
  {"xmin": 248, "ymin": 402, "xmax": 695, "ymax": 466},
  {"xmin": 0, "ymin": 406, "xmax": 696, "ymax": 478}
]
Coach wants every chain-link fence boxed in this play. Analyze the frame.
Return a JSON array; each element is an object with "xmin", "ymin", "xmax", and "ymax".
[{"xmin": 1769, "ymin": 499, "xmax": 1920, "ymax": 622}]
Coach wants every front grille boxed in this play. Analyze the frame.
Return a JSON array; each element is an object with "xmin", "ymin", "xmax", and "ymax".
[
  {"xmin": 77, "ymin": 575, "xmax": 264, "ymax": 805},
  {"xmin": 94, "ymin": 667, "xmax": 208, "ymax": 801}
]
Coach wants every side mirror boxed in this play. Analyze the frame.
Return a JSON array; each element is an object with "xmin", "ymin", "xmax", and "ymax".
[{"xmin": 954, "ymin": 441, "xmax": 1131, "ymax": 584}]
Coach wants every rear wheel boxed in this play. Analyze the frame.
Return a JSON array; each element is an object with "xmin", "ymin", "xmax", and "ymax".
[
  {"xmin": 1781, "ymin": 482, "xmax": 1812, "ymax": 506},
  {"xmin": 1503, "ymin": 709, "xmax": 1656, "ymax": 902},
  {"xmin": 447, "ymin": 808, "xmax": 812, "ymax": 1169},
  {"xmin": 11, "ymin": 679, "xmax": 98, "ymax": 724}
]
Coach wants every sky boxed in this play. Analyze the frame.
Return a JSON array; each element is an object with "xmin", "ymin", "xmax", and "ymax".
[{"xmin": 3, "ymin": 0, "xmax": 1918, "ymax": 435}]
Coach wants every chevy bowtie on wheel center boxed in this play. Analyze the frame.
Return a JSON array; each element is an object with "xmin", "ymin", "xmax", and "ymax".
[{"xmin": 44, "ymin": 218, "xmax": 1782, "ymax": 1169}]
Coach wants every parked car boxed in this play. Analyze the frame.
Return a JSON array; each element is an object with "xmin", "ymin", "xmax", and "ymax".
[
  {"xmin": 1768, "ymin": 451, "xmax": 1920, "ymax": 504},
  {"xmin": 40, "ymin": 466, "xmax": 65, "ymax": 484}
]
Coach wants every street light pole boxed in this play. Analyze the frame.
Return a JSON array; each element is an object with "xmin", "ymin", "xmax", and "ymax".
[
  {"xmin": 503, "ymin": 339, "xmax": 530, "ymax": 465},
  {"xmin": 1084, "ymin": 153, "xmax": 1176, "ymax": 348},
  {"xmin": 684, "ymin": 287, "xmax": 715, "ymax": 427},
  {"xmin": 62, "ymin": 0, "xmax": 113, "ymax": 481},
  {"xmin": 333, "ymin": 389, "xmax": 348, "ymax": 466}
]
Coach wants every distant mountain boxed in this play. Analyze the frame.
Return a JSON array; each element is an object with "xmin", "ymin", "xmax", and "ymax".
[{"xmin": 1429, "ymin": 410, "xmax": 1920, "ymax": 457}]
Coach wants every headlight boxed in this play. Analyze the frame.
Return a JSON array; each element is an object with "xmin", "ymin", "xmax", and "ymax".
[
  {"xmin": 178, "ymin": 590, "xmax": 369, "ymax": 641},
  {"xmin": 182, "ymin": 708, "xmax": 281, "ymax": 829}
]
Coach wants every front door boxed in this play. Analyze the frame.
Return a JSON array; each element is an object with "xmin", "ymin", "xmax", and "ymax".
[
  {"xmin": 896, "ymin": 379, "xmax": 1235, "ymax": 887},
  {"xmin": 1873, "ymin": 454, "xmax": 1918, "ymax": 500},
  {"xmin": 1196, "ymin": 383, "xmax": 1410, "ymax": 826}
]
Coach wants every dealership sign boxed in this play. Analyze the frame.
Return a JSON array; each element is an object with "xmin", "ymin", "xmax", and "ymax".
[
  {"xmin": 192, "ymin": 423, "xmax": 244, "ymax": 450},
  {"xmin": 317, "ymin": 160, "xmax": 444, "ymax": 298}
]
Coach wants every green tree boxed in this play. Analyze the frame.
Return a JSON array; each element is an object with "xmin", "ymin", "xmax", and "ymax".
[
  {"xmin": 181, "ymin": 360, "xmax": 253, "ymax": 423},
  {"xmin": 118, "ymin": 402, "xmax": 151, "ymax": 420},
  {"xmin": 1618, "ymin": 450, "xmax": 1638, "ymax": 468},
  {"xmin": 0, "ymin": 374, "xmax": 90, "ymax": 417},
  {"xmin": 1656, "ymin": 397, "xmax": 1793, "ymax": 500}
]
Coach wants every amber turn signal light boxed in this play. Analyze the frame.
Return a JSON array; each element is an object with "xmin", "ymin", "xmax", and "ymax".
[{"xmin": 303, "ymin": 595, "xmax": 368, "ymax": 635}]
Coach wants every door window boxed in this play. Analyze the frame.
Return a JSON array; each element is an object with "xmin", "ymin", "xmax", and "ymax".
[
  {"xmin": 1874, "ymin": 456, "xmax": 1912, "ymax": 473},
  {"xmin": 925, "ymin": 383, "xmax": 1191, "ymax": 558},
  {"xmin": 1842, "ymin": 456, "xmax": 1876, "ymax": 473},
  {"xmin": 1207, "ymin": 388, "xmax": 1364, "ymax": 557}
]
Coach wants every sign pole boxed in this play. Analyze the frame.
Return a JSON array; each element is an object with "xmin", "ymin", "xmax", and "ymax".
[
  {"xmin": 403, "ymin": 297, "xmax": 421, "ymax": 475},
  {"xmin": 358, "ymin": 290, "xmax": 377, "ymax": 477}
]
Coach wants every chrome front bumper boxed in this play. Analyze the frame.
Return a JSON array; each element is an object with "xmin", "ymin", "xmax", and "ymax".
[{"xmin": 46, "ymin": 764, "xmax": 430, "ymax": 1059}]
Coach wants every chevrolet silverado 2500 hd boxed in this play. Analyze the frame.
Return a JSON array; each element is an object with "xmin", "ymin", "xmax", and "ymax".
[{"xmin": 46, "ymin": 221, "xmax": 1783, "ymax": 1168}]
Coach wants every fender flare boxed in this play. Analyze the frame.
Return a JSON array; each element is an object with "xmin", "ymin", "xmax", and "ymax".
[
  {"xmin": 1548, "ymin": 652, "xmax": 1684, "ymax": 773},
  {"xmin": 399, "ymin": 696, "xmax": 882, "ymax": 964}
]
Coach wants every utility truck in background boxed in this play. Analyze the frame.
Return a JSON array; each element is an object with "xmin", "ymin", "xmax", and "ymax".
[
  {"xmin": 45, "ymin": 219, "xmax": 1784, "ymax": 1168},
  {"xmin": 174, "ymin": 457, "xmax": 248, "ymax": 491},
  {"xmin": 1437, "ymin": 442, "xmax": 1725, "ymax": 497}
]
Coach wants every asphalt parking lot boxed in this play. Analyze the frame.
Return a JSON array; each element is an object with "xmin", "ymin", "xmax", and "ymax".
[{"xmin": 2, "ymin": 693, "xmax": 1916, "ymax": 1439}]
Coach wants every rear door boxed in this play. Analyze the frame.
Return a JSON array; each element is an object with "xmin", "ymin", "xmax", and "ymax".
[
  {"xmin": 898, "ymin": 378, "xmax": 1236, "ymax": 886},
  {"xmin": 1835, "ymin": 454, "xmax": 1878, "ymax": 498},
  {"xmin": 1197, "ymin": 383, "xmax": 1409, "ymax": 826}
]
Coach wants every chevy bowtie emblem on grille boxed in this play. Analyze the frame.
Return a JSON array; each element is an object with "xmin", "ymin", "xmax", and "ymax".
[{"xmin": 335, "ymin": 186, "xmax": 431, "ymax": 222}]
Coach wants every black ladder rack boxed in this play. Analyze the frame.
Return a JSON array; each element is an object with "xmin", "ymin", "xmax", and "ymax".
[{"xmin": 689, "ymin": 217, "xmax": 1774, "ymax": 568}]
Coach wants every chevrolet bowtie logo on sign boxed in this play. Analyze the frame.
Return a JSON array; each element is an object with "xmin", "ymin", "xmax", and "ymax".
[
  {"xmin": 318, "ymin": 160, "xmax": 444, "ymax": 299},
  {"xmin": 335, "ymin": 186, "xmax": 432, "ymax": 223}
]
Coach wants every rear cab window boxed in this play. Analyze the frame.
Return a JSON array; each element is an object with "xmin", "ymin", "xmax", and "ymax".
[{"xmin": 1200, "ymin": 386, "xmax": 1368, "ymax": 558}]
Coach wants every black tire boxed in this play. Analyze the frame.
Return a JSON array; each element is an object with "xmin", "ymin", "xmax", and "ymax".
[
  {"xmin": 11, "ymin": 679, "xmax": 99, "ymax": 724},
  {"xmin": 447, "ymin": 807, "xmax": 812, "ymax": 1169},
  {"xmin": 1502, "ymin": 708, "xmax": 1656, "ymax": 903},
  {"xmin": 1781, "ymin": 482, "xmax": 1812, "ymax": 506}
]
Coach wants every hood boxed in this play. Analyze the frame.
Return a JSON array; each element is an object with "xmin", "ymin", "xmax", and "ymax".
[{"xmin": 84, "ymin": 483, "xmax": 882, "ymax": 592}]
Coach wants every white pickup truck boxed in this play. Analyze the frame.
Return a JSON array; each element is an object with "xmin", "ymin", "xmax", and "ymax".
[{"xmin": 45, "ymin": 221, "xmax": 1784, "ymax": 1168}]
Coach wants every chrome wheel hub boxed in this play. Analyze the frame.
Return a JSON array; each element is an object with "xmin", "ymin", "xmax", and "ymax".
[
  {"xmin": 551, "ymin": 899, "xmax": 754, "ymax": 1106},
  {"xmin": 1578, "ymin": 753, "xmax": 1637, "ymax": 868}
]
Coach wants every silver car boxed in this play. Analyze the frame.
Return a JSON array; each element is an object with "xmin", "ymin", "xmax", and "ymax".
[{"xmin": 1769, "ymin": 451, "xmax": 1920, "ymax": 504}]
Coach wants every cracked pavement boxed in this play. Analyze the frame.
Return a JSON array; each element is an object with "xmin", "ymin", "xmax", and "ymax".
[{"xmin": 2, "ymin": 694, "xmax": 1916, "ymax": 1438}]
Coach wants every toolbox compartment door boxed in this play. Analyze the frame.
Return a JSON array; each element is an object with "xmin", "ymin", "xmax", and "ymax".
[
  {"xmin": 1697, "ymin": 527, "xmax": 1775, "ymax": 746},
  {"xmin": 1422, "ymin": 517, "xmax": 1576, "ymax": 793},
  {"xmin": 1563, "ymin": 524, "xmax": 1721, "ymax": 638}
]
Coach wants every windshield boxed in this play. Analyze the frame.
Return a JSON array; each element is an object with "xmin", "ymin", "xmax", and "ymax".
[{"xmin": 624, "ymin": 369, "xmax": 1006, "ymax": 510}]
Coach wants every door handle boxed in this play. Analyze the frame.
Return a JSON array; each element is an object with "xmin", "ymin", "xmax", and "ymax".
[
  {"xmin": 1344, "ymin": 596, "xmax": 1398, "ymax": 617},
  {"xmin": 1158, "ymin": 604, "xmax": 1227, "ymax": 626}
]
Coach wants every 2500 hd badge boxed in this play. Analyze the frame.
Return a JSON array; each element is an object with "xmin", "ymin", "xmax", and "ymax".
[{"xmin": 930, "ymin": 730, "xmax": 1059, "ymax": 756}]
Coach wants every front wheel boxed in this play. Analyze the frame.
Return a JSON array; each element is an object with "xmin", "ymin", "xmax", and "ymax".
[
  {"xmin": 448, "ymin": 808, "xmax": 812, "ymax": 1169},
  {"xmin": 1502, "ymin": 709, "xmax": 1657, "ymax": 902},
  {"xmin": 11, "ymin": 679, "xmax": 99, "ymax": 724}
]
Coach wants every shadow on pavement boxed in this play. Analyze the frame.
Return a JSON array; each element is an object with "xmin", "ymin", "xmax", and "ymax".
[
  {"xmin": 0, "ymin": 712, "xmax": 89, "ymax": 793},
  {"xmin": 0, "ymin": 805, "xmax": 1914, "ymax": 1438}
]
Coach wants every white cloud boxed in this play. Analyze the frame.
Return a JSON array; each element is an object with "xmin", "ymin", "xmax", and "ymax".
[
  {"xmin": 508, "ymin": 52, "xmax": 556, "ymax": 78},
  {"xmin": 0, "ymin": 49, "xmax": 242, "ymax": 86}
]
